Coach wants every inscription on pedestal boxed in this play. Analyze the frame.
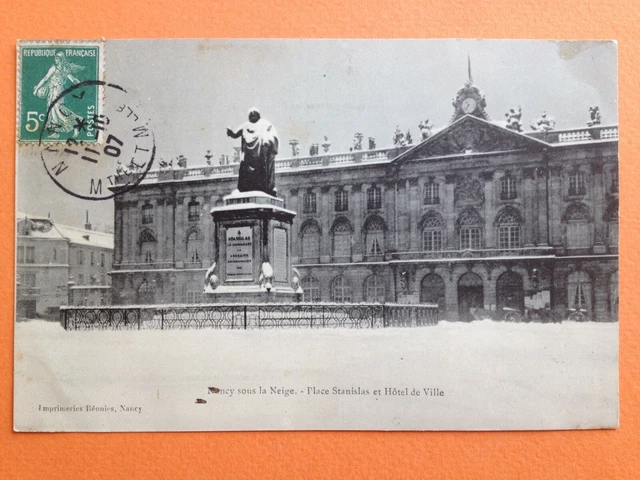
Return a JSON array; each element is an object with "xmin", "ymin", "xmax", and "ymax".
[
  {"xmin": 273, "ymin": 227, "xmax": 288, "ymax": 282},
  {"xmin": 226, "ymin": 226, "xmax": 253, "ymax": 280}
]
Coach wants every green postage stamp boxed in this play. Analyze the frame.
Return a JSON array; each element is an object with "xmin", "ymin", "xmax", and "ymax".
[{"xmin": 17, "ymin": 41, "xmax": 103, "ymax": 143}]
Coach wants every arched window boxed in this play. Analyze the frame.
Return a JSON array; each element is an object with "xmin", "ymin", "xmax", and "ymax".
[
  {"xmin": 458, "ymin": 209, "xmax": 483, "ymax": 250},
  {"xmin": 331, "ymin": 276, "xmax": 352, "ymax": 303},
  {"xmin": 138, "ymin": 279, "xmax": 155, "ymax": 304},
  {"xmin": 367, "ymin": 185, "xmax": 382, "ymax": 210},
  {"xmin": 422, "ymin": 215, "xmax": 443, "ymax": 251},
  {"xmin": 332, "ymin": 221, "xmax": 352, "ymax": 259},
  {"xmin": 301, "ymin": 276, "xmax": 321, "ymax": 302},
  {"xmin": 186, "ymin": 229, "xmax": 202, "ymax": 265},
  {"xmin": 301, "ymin": 223, "xmax": 320, "ymax": 260},
  {"xmin": 139, "ymin": 230, "xmax": 157, "ymax": 264},
  {"xmin": 564, "ymin": 204, "xmax": 591, "ymax": 249},
  {"xmin": 141, "ymin": 204, "xmax": 154, "ymax": 224},
  {"xmin": 364, "ymin": 274, "xmax": 385, "ymax": 303},
  {"xmin": 496, "ymin": 209, "xmax": 522, "ymax": 250},
  {"xmin": 567, "ymin": 271, "xmax": 592, "ymax": 314},
  {"xmin": 364, "ymin": 217, "xmax": 384, "ymax": 256}
]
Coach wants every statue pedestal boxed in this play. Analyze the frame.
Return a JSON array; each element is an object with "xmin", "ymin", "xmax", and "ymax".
[{"xmin": 204, "ymin": 191, "xmax": 301, "ymax": 303}]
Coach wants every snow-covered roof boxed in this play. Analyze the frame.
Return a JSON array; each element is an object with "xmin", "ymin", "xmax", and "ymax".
[{"xmin": 16, "ymin": 212, "xmax": 113, "ymax": 249}]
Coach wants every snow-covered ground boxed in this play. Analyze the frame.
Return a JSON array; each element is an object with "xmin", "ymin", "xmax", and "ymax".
[{"xmin": 14, "ymin": 320, "xmax": 618, "ymax": 432}]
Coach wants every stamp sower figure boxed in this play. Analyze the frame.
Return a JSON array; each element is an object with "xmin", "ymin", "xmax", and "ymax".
[
  {"xmin": 33, "ymin": 51, "xmax": 84, "ymax": 138},
  {"xmin": 226, "ymin": 108, "xmax": 278, "ymax": 197}
]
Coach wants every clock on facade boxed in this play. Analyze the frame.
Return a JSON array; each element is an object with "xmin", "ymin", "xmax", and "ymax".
[{"xmin": 461, "ymin": 97, "xmax": 477, "ymax": 114}]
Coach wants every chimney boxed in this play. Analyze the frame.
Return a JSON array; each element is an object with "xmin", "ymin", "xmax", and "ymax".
[{"xmin": 84, "ymin": 210, "xmax": 92, "ymax": 231}]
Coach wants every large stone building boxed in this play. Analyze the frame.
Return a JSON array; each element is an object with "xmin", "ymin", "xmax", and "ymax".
[
  {"xmin": 110, "ymin": 79, "xmax": 618, "ymax": 322},
  {"xmin": 16, "ymin": 212, "xmax": 113, "ymax": 318}
]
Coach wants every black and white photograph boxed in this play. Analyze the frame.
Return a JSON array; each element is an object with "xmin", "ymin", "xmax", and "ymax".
[{"xmin": 14, "ymin": 39, "xmax": 618, "ymax": 431}]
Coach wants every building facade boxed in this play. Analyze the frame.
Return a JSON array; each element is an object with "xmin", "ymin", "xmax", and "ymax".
[
  {"xmin": 16, "ymin": 213, "xmax": 114, "ymax": 318},
  {"xmin": 110, "ymin": 82, "xmax": 618, "ymax": 322}
]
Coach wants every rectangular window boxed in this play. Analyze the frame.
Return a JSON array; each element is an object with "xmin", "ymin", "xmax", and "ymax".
[
  {"xmin": 100, "ymin": 253, "xmax": 105, "ymax": 267},
  {"xmin": 186, "ymin": 291, "xmax": 203, "ymax": 304},
  {"xmin": 367, "ymin": 187, "xmax": 382, "ymax": 210},
  {"xmin": 423, "ymin": 230, "xmax": 443, "ymax": 251},
  {"xmin": 78, "ymin": 274, "xmax": 84, "ymax": 285},
  {"xmin": 567, "ymin": 222, "xmax": 590, "ymax": 248},
  {"xmin": 333, "ymin": 233, "xmax": 351, "ymax": 258},
  {"xmin": 460, "ymin": 228, "xmax": 482, "ymax": 250},
  {"xmin": 367, "ymin": 232, "xmax": 384, "ymax": 255},
  {"xmin": 611, "ymin": 170, "xmax": 619, "ymax": 193},
  {"xmin": 498, "ymin": 225, "xmax": 520, "ymax": 250},
  {"xmin": 424, "ymin": 183, "xmax": 440, "ymax": 205},
  {"xmin": 17, "ymin": 246, "xmax": 25, "ymax": 263},
  {"xmin": 500, "ymin": 177, "xmax": 517, "ymax": 200},
  {"xmin": 100, "ymin": 275, "xmax": 106, "ymax": 285},
  {"xmin": 26, "ymin": 246, "xmax": 35, "ymax": 264},
  {"xmin": 334, "ymin": 190, "xmax": 349, "ymax": 212},
  {"xmin": 303, "ymin": 192, "xmax": 317, "ymax": 214},
  {"xmin": 302, "ymin": 233, "xmax": 320, "ymax": 258},
  {"xmin": 188, "ymin": 202, "xmax": 200, "ymax": 222},
  {"xmin": 142, "ymin": 205, "xmax": 154, "ymax": 224},
  {"xmin": 90, "ymin": 251, "xmax": 95, "ymax": 266},
  {"xmin": 77, "ymin": 250, "xmax": 84, "ymax": 265},
  {"xmin": 569, "ymin": 172, "xmax": 586, "ymax": 196},
  {"xmin": 53, "ymin": 249, "xmax": 57, "ymax": 262}
]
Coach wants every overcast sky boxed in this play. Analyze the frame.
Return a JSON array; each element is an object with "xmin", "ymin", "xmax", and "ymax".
[{"xmin": 17, "ymin": 39, "xmax": 617, "ymax": 230}]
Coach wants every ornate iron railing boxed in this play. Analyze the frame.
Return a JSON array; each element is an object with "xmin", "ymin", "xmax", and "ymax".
[{"xmin": 59, "ymin": 303, "xmax": 438, "ymax": 331}]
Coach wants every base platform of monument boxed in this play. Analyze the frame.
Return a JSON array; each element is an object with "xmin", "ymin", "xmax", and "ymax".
[{"xmin": 203, "ymin": 190, "xmax": 302, "ymax": 304}]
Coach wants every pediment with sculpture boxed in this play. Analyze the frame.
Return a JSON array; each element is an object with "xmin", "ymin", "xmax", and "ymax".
[{"xmin": 394, "ymin": 115, "xmax": 547, "ymax": 162}]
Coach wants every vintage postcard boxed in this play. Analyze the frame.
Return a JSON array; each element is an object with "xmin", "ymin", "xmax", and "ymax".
[{"xmin": 14, "ymin": 39, "xmax": 618, "ymax": 432}]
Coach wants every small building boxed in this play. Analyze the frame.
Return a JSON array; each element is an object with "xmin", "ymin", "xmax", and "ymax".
[{"xmin": 16, "ymin": 212, "xmax": 114, "ymax": 319}]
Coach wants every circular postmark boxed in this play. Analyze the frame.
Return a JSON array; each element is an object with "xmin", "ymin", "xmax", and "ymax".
[{"xmin": 39, "ymin": 80, "xmax": 155, "ymax": 201}]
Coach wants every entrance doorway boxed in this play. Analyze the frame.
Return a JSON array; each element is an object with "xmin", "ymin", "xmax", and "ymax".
[
  {"xmin": 420, "ymin": 273, "xmax": 446, "ymax": 313},
  {"xmin": 496, "ymin": 271, "xmax": 524, "ymax": 320},
  {"xmin": 457, "ymin": 272, "xmax": 484, "ymax": 321}
]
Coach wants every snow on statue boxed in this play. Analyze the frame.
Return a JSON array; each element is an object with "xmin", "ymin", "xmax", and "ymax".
[{"xmin": 226, "ymin": 108, "xmax": 279, "ymax": 197}]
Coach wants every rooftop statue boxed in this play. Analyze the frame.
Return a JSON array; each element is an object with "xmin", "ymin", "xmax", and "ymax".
[{"xmin": 227, "ymin": 109, "xmax": 279, "ymax": 197}]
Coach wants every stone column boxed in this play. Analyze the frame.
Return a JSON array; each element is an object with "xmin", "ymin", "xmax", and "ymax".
[
  {"xmin": 481, "ymin": 171, "xmax": 495, "ymax": 248},
  {"xmin": 175, "ymin": 197, "xmax": 185, "ymax": 266},
  {"xmin": 156, "ymin": 198, "xmax": 165, "ymax": 262},
  {"xmin": 351, "ymin": 184, "xmax": 363, "ymax": 261},
  {"xmin": 384, "ymin": 180, "xmax": 396, "ymax": 252},
  {"xmin": 591, "ymin": 162, "xmax": 606, "ymax": 254},
  {"xmin": 523, "ymin": 168, "xmax": 535, "ymax": 246},
  {"xmin": 320, "ymin": 186, "xmax": 331, "ymax": 263},
  {"xmin": 397, "ymin": 181, "xmax": 409, "ymax": 251},
  {"xmin": 536, "ymin": 167, "xmax": 549, "ymax": 246},
  {"xmin": 444, "ymin": 175, "xmax": 456, "ymax": 249},
  {"xmin": 289, "ymin": 188, "xmax": 300, "ymax": 263},
  {"xmin": 408, "ymin": 179, "xmax": 420, "ymax": 251},
  {"xmin": 549, "ymin": 166, "xmax": 563, "ymax": 246}
]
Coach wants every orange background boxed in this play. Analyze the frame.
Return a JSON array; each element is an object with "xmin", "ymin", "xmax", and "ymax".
[{"xmin": 1, "ymin": 1, "xmax": 638, "ymax": 478}]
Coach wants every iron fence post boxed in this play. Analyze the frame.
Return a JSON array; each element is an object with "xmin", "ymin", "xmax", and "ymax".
[
  {"xmin": 244, "ymin": 306, "xmax": 247, "ymax": 330},
  {"xmin": 161, "ymin": 308, "xmax": 165, "ymax": 330}
]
